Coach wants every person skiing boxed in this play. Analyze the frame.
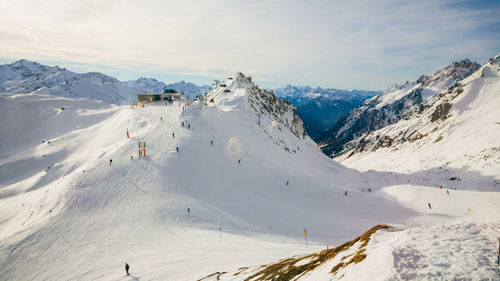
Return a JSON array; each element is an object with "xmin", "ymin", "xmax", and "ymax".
[
  {"xmin": 344, "ymin": 190, "xmax": 348, "ymax": 196},
  {"xmin": 109, "ymin": 159, "xmax": 112, "ymax": 165},
  {"xmin": 440, "ymin": 185, "xmax": 442, "ymax": 189},
  {"xmin": 428, "ymin": 203, "xmax": 432, "ymax": 209},
  {"xmin": 210, "ymin": 140, "xmax": 213, "ymax": 145},
  {"xmin": 172, "ymin": 132, "xmax": 175, "ymax": 138},
  {"xmin": 176, "ymin": 147, "xmax": 179, "ymax": 152},
  {"xmin": 446, "ymin": 190, "xmax": 450, "ymax": 195},
  {"xmin": 182, "ymin": 121, "xmax": 184, "ymax": 127},
  {"xmin": 188, "ymin": 124, "xmax": 191, "ymax": 129},
  {"xmin": 238, "ymin": 159, "xmax": 241, "ymax": 164},
  {"xmin": 286, "ymin": 180, "xmax": 289, "ymax": 186},
  {"xmin": 125, "ymin": 263, "xmax": 130, "ymax": 276}
]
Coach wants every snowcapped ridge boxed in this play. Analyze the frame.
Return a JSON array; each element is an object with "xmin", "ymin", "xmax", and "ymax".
[
  {"xmin": 0, "ymin": 60, "xmax": 128, "ymax": 104},
  {"xmin": 318, "ymin": 58, "xmax": 481, "ymax": 157},
  {"xmin": 337, "ymin": 53, "xmax": 500, "ymax": 184},
  {"xmin": 0, "ymin": 60, "xmax": 211, "ymax": 104},
  {"xmin": 274, "ymin": 85, "xmax": 379, "ymax": 106},
  {"xmin": 208, "ymin": 72, "xmax": 307, "ymax": 139}
]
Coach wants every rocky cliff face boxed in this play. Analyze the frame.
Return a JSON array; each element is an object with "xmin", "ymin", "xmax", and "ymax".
[{"xmin": 242, "ymin": 75, "xmax": 306, "ymax": 140}]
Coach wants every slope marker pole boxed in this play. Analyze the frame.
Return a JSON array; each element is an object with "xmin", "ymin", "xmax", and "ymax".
[{"xmin": 304, "ymin": 229, "xmax": 308, "ymax": 248}]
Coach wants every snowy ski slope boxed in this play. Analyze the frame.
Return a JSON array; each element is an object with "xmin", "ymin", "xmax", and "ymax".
[{"xmin": 0, "ymin": 72, "xmax": 499, "ymax": 280}]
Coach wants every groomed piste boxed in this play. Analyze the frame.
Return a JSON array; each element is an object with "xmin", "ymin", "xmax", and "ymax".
[{"xmin": 0, "ymin": 70, "xmax": 499, "ymax": 280}]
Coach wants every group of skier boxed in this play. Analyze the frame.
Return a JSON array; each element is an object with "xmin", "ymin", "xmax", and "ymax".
[{"xmin": 428, "ymin": 185, "xmax": 455, "ymax": 209}]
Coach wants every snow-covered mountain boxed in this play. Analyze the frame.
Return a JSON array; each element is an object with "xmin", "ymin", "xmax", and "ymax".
[
  {"xmin": 274, "ymin": 85, "xmax": 378, "ymax": 106},
  {"xmin": 122, "ymin": 77, "xmax": 167, "ymax": 94},
  {"xmin": 165, "ymin": 80, "xmax": 212, "ymax": 99},
  {"xmin": 274, "ymin": 86, "xmax": 379, "ymax": 141},
  {"xmin": 319, "ymin": 59, "xmax": 481, "ymax": 157},
  {"xmin": 0, "ymin": 60, "xmax": 212, "ymax": 104},
  {"xmin": 1, "ymin": 68, "xmax": 499, "ymax": 280},
  {"xmin": 0, "ymin": 59, "xmax": 132, "ymax": 104},
  {"xmin": 336, "ymin": 54, "xmax": 500, "ymax": 184}
]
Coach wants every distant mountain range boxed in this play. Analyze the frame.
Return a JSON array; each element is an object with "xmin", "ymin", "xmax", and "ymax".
[
  {"xmin": 318, "ymin": 59, "xmax": 481, "ymax": 157},
  {"xmin": 0, "ymin": 59, "xmax": 380, "ymax": 142},
  {"xmin": 0, "ymin": 60, "xmax": 212, "ymax": 104},
  {"xmin": 274, "ymin": 86, "xmax": 380, "ymax": 140}
]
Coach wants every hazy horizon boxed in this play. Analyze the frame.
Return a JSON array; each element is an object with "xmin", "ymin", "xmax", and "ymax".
[{"xmin": 1, "ymin": 0, "xmax": 499, "ymax": 90}]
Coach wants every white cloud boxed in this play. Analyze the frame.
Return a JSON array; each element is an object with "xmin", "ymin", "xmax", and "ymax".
[{"xmin": 0, "ymin": 0, "xmax": 498, "ymax": 89}]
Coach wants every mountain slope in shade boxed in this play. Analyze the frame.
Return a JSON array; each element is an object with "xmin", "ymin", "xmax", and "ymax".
[
  {"xmin": 336, "ymin": 54, "xmax": 500, "ymax": 190},
  {"xmin": 274, "ymin": 85, "xmax": 379, "ymax": 140},
  {"xmin": 319, "ymin": 59, "xmax": 481, "ymax": 157}
]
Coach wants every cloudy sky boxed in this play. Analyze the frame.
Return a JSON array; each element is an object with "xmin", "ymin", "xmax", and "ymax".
[{"xmin": 1, "ymin": 0, "xmax": 499, "ymax": 90}]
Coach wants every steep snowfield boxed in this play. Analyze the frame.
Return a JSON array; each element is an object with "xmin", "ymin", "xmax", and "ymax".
[
  {"xmin": 0, "ymin": 72, "xmax": 499, "ymax": 280},
  {"xmin": 337, "ymin": 55, "xmax": 500, "ymax": 192}
]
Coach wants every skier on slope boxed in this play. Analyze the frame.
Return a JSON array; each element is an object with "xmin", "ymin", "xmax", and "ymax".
[
  {"xmin": 176, "ymin": 147, "xmax": 179, "ymax": 152},
  {"xmin": 172, "ymin": 132, "xmax": 175, "ymax": 138},
  {"xmin": 428, "ymin": 203, "xmax": 432, "ymax": 209},
  {"xmin": 125, "ymin": 263, "xmax": 130, "ymax": 276},
  {"xmin": 344, "ymin": 190, "xmax": 348, "ymax": 196}
]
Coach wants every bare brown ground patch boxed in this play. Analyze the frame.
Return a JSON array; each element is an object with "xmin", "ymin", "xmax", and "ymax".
[{"xmin": 242, "ymin": 224, "xmax": 392, "ymax": 281}]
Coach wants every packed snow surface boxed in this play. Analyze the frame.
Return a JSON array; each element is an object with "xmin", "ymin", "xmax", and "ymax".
[{"xmin": 0, "ymin": 72, "xmax": 499, "ymax": 280}]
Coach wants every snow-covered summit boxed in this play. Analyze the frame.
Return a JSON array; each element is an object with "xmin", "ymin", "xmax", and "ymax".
[
  {"xmin": 0, "ymin": 60, "xmax": 212, "ymax": 105},
  {"xmin": 122, "ymin": 77, "xmax": 167, "ymax": 94},
  {"xmin": 274, "ymin": 85, "xmax": 378, "ymax": 106},
  {"xmin": 318, "ymin": 59, "xmax": 481, "ymax": 157},
  {"xmin": 0, "ymin": 59, "xmax": 133, "ymax": 104},
  {"xmin": 337, "ymin": 54, "xmax": 500, "ymax": 187},
  {"xmin": 165, "ymin": 80, "xmax": 212, "ymax": 99},
  {"xmin": 377, "ymin": 59, "xmax": 481, "ymax": 107},
  {"xmin": 207, "ymin": 72, "xmax": 306, "ymax": 139}
]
